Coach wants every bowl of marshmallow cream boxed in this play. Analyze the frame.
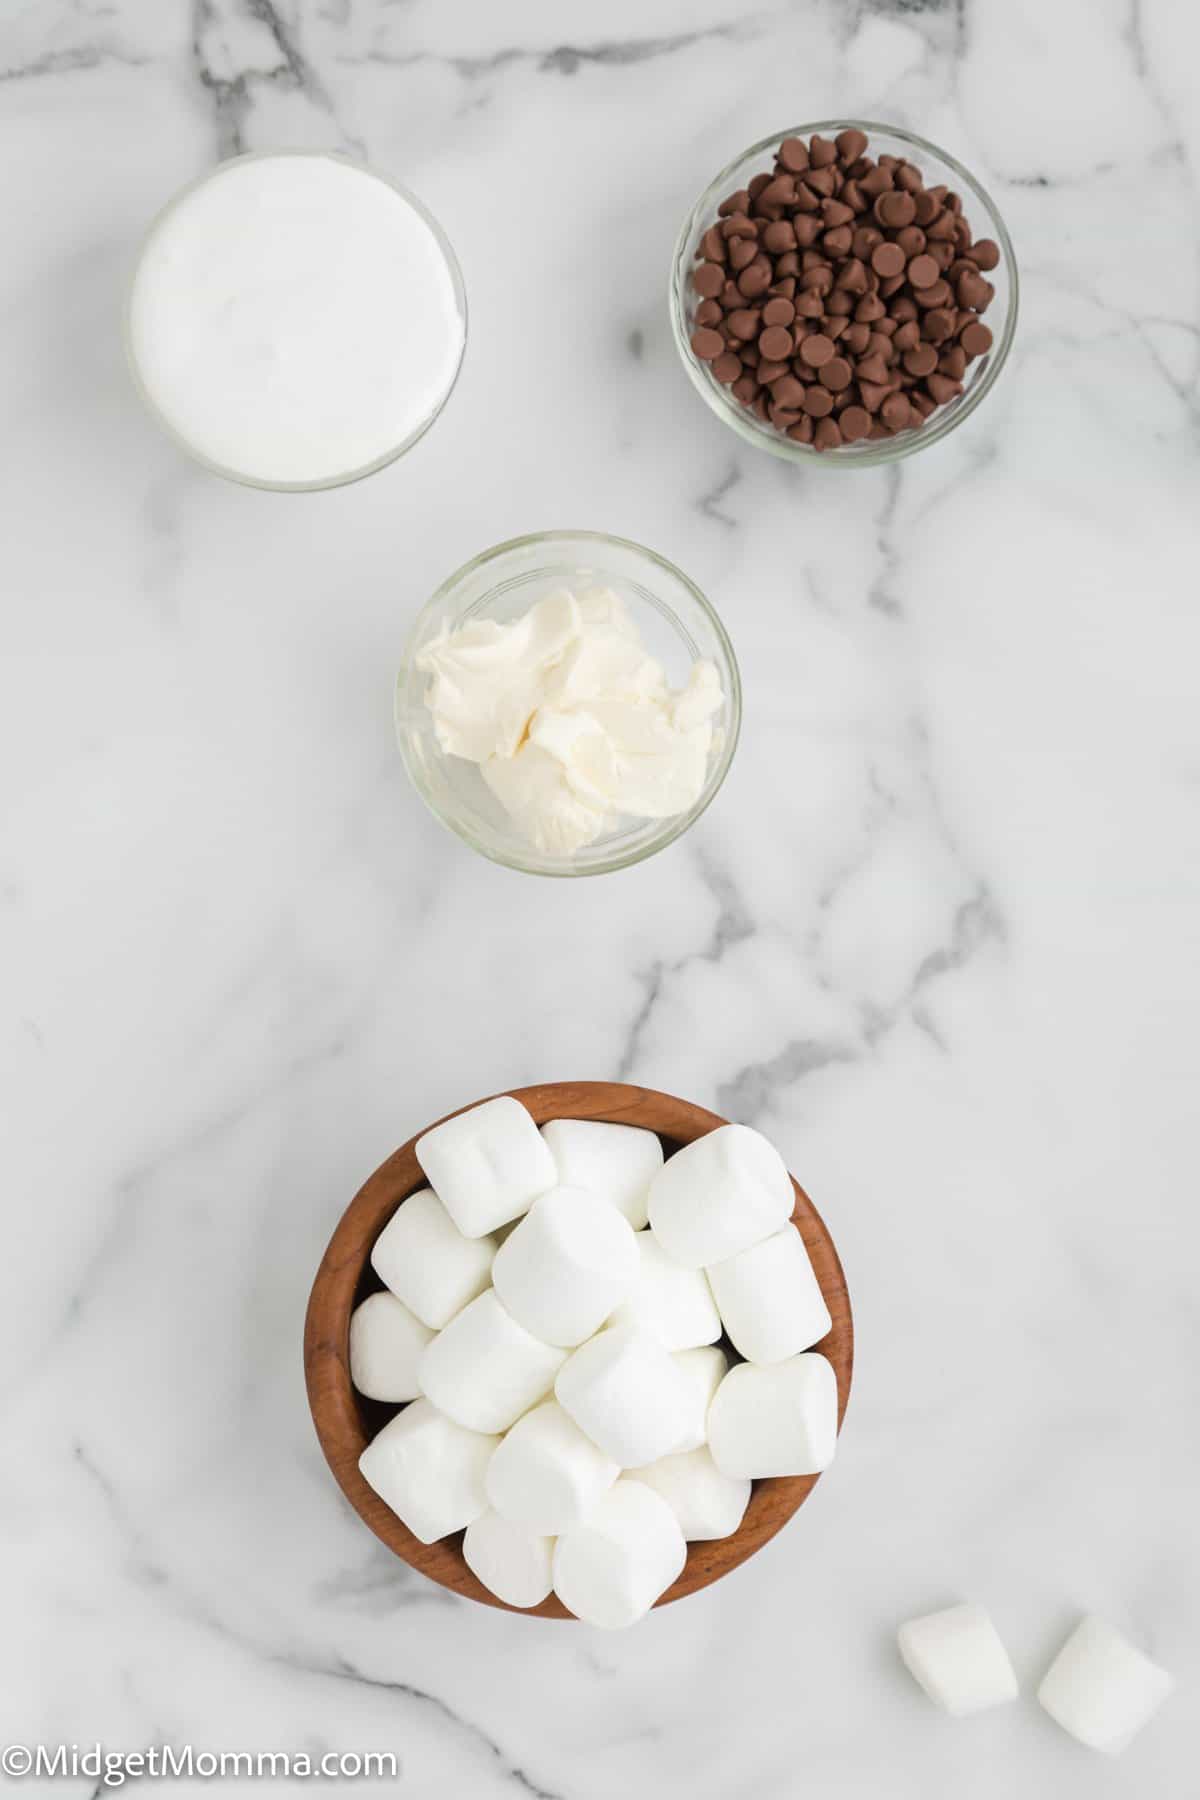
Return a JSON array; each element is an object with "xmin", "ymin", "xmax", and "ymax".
[{"xmin": 396, "ymin": 532, "xmax": 741, "ymax": 875}]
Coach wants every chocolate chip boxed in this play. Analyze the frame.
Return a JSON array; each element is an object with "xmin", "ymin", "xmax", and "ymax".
[
  {"xmin": 870, "ymin": 241, "xmax": 905, "ymax": 279},
  {"xmin": 759, "ymin": 324, "xmax": 795, "ymax": 361},
  {"xmin": 906, "ymin": 254, "xmax": 939, "ymax": 290},
  {"xmin": 875, "ymin": 190, "xmax": 917, "ymax": 229},
  {"xmin": 690, "ymin": 128, "xmax": 1000, "ymax": 449},
  {"xmin": 960, "ymin": 320, "xmax": 993, "ymax": 358},
  {"xmin": 881, "ymin": 391, "xmax": 911, "ymax": 431},
  {"xmin": 799, "ymin": 332, "xmax": 835, "ymax": 369},
  {"xmin": 690, "ymin": 326, "xmax": 725, "ymax": 360},
  {"xmin": 819, "ymin": 355, "xmax": 853, "ymax": 391}
]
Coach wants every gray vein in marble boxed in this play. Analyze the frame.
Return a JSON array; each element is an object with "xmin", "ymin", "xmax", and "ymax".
[
  {"xmin": 716, "ymin": 1037, "xmax": 858, "ymax": 1120},
  {"xmin": 75, "ymin": 1440, "xmax": 559, "ymax": 1796},
  {"xmin": 616, "ymin": 844, "xmax": 754, "ymax": 1081},
  {"xmin": 695, "ymin": 461, "xmax": 743, "ymax": 529},
  {"xmin": 191, "ymin": 0, "xmax": 345, "ymax": 156},
  {"xmin": 263, "ymin": 1649, "xmax": 565, "ymax": 1800},
  {"xmin": 349, "ymin": 22, "xmax": 756, "ymax": 80},
  {"xmin": 0, "ymin": 41, "xmax": 146, "ymax": 81}
]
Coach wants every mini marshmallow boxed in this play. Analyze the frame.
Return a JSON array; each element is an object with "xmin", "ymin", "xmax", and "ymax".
[
  {"xmin": 540, "ymin": 1118, "xmax": 663, "ymax": 1229},
  {"xmin": 553, "ymin": 1478, "xmax": 686, "ymax": 1629},
  {"xmin": 418, "ymin": 1291, "xmax": 566, "ymax": 1434},
  {"xmin": 492, "ymin": 1186, "xmax": 638, "ymax": 1348},
  {"xmin": 897, "ymin": 1604, "xmax": 1019, "ymax": 1716},
  {"xmin": 647, "ymin": 1123, "xmax": 794, "ymax": 1268},
  {"xmin": 706, "ymin": 1226, "xmax": 831, "ymax": 1365},
  {"xmin": 707, "ymin": 1352, "xmax": 838, "ymax": 1479},
  {"xmin": 348, "ymin": 1290, "xmax": 433, "ymax": 1402},
  {"xmin": 1037, "ymin": 1615, "xmax": 1174, "ymax": 1755},
  {"xmin": 607, "ymin": 1230, "xmax": 721, "ymax": 1351},
  {"xmin": 629, "ymin": 1447, "xmax": 751, "ymax": 1541},
  {"xmin": 485, "ymin": 1400, "xmax": 619, "ymax": 1534},
  {"xmin": 463, "ymin": 1510, "xmax": 555, "ymax": 1610},
  {"xmin": 672, "ymin": 1344, "xmax": 729, "ymax": 1452},
  {"xmin": 555, "ymin": 1325, "xmax": 694, "ymax": 1467},
  {"xmin": 370, "ymin": 1187, "xmax": 495, "ymax": 1329},
  {"xmin": 358, "ymin": 1399, "xmax": 496, "ymax": 1545},
  {"xmin": 416, "ymin": 1096, "xmax": 556, "ymax": 1237}
]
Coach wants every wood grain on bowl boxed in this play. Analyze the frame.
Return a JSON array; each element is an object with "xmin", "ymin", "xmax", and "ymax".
[{"xmin": 304, "ymin": 1081, "xmax": 854, "ymax": 1618}]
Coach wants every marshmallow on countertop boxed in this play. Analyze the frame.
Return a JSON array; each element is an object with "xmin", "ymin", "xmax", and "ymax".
[
  {"xmin": 706, "ymin": 1226, "xmax": 831, "ymax": 1365},
  {"xmin": 897, "ymin": 1604, "xmax": 1019, "ymax": 1716},
  {"xmin": 418, "ymin": 1290, "xmax": 565, "ymax": 1435},
  {"xmin": 629, "ymin": 1446, "xmax": 750, "ymax": 1541},
  {"xmin": 708, "ymin": 1352, "xmax": 838, "ymax": 1479},
  {"xmin": 1037, "ymin": 1615, "xmax": 1174, "ymax": 1755},
  {"xmin": 555, "ymin": 1325, "xmax": 694, "ymax": 1468},
  {"xmin": 463, "ymin": 1511, "xmax": 555, "ymax": 1610},
  {"xmin": 358, "ymin": 1399, "xmax": 497, "ymax": 1545},
  {"xmin": 540, "ymin": 1117, "xmax": 663, "ymax": 1230},
  {"xmin": 370, "ymin": 1187, "xmax": 496, "ymax": 1330},
  {"xmin": 348, "ymin": 1290, "xmax": 433, "ymax": 1403},
  {"xmin": 553, "ymin": 1478, "xmax": 686, "ymax": 1629},
  {"xmin": 671, "ymin": 1344, "xmax": 729, "ymax": 1452},
  {"xmin": 484, "ymin": 1399, "xmax": 619, "ymax": 1535},
  {"xmin": 647, "ymin": 1123, "xmax": 794, "ymax": 1268},
  {"xmin": 415, "ymin": 1096, "xmax": 556, "ymax": 1238},
  {"xmin": 607, "ymin": 1230, "xmax": 721, "ymax": 1351},
  {"xmin": 492, "ymin": 1186, "xmax": 638, "ymax": 1347}
]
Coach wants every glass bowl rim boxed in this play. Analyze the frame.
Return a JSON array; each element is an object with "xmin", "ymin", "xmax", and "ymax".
[
  {"xmin": 669, "ymin": 118, "xmax": 1020, "ymax": 469},
  {"xmin": 123, "ymin": 148, "xmax": 469, "ymax": 494},
  {"xmin": 395, "ymin": 528, "xmax": 743, "ymax": 878}
]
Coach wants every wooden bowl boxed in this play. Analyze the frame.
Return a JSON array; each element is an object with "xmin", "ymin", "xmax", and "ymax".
[{"xmin": 304, "ymin": 1081, "xmax": 854, "ymax": 1617}]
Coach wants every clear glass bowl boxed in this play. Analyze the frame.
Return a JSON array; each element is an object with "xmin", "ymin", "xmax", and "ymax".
[
  {"xmin": 669, "ymin": 121, "xmax": 1018, "ymax": 468},
  {"xmin": 395, "ymin": 531, "xmax": 741, "ymax": 877},
  {"xmin": 124, "ymin": 151, "xmax": 468, "ymax": 493}
]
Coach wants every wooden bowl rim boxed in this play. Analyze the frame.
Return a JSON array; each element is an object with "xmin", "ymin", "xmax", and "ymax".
[{"xmin": 303, "ymin": 1080, "xmax": 854, "ymax": 1619}]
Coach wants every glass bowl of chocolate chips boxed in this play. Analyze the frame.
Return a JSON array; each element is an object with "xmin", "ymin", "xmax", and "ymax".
[{"xmin": 670, "ymin": 121, "xmax": 1017, "ymax": 465}]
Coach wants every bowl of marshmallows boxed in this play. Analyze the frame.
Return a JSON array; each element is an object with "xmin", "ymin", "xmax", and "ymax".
[{"xmin": 304, "ymin": 1082, "xmax": 853, "ymax": 1626}]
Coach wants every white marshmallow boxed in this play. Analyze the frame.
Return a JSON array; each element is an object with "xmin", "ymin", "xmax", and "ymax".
[
  {"xmin": 370, "ymin": 1187, "xmax": 495, "ymax": 1329},
  {"xmin": 555, "ymin": 1325, "xmax": 694, "ymax": 1467},
  {"xmin": 358, "ymin": 1399, "xmax": 496, "ymax": 1544},
  {"xmin": 416, "ymin": 1096, "xmax": 556, "ymax": 1237},
  {"xmin": 553, "ymin": 1479, "xmax": 687, "ymax": 1629},
  {"xmin": 463, "ymin": 1510, "xmax": 555, "ymax": 1610},
  {"xmin": 484, "ymin": 1400, "xmax": 619, "ymax": 1534},
  {"xmin": 708, "ymin": 1352, "xmax": 838, "ymax": 1478},
  {"xmin": 672, "ymin": 1344, "xmax": 729, "ymax": 1452},
  {"xmin": 540, "ymin": 1118, "xmax": 663, "ymax": 1229},
  {"xmin": 898, "ymin": 1604, "xmax": 1019, "ymax": 1716},
  {"xmin": 418, "ymin": 1291, "xmax": 565, "ymax": 1434},
  {"xmin": 647, "ymin": 1123, "xmax": 794, "ymax": 1268},
  {"xmin": 348, "ymin": 1290, "xmax": 433, "ymax": 1402},
  {"xmin": 492, "ymin": 1186, "xmax": 638, "ymax": 1348},
  {"xmin": 607, "ymin": 1231, "xmax": 721, "ymax": 1351},
  {"xmin": 706, "ymin": 1227, "xmax": 831, "ymax": 1365},
  {"xmin": 1037, "ymin": 1615, "xmax": 1174, "ymax": 1755},
  {"xmin": 629, "ymin": 1447, "xmax": 751, "ymax": 1541}
]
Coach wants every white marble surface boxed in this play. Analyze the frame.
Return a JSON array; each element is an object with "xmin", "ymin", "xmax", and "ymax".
[{"xmin": 1, "ymin": 0, "xmax": 1197, "ymax": 1793}]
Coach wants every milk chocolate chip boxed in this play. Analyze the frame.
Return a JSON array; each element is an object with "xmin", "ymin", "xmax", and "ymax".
[{"xmin": 689, "ymin": 127, "xmax": 1001, "ymax": 449}]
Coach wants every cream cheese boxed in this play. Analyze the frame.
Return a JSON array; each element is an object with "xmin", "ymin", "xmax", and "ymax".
[{"xmin": 416, "ymin": 588, "xmax": 723, "ymax": 855}]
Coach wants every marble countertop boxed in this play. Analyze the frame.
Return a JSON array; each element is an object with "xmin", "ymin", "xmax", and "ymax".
[{"xmin": 2, "ymin": 1, "xmax": 1197, "ymax": 1793}]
